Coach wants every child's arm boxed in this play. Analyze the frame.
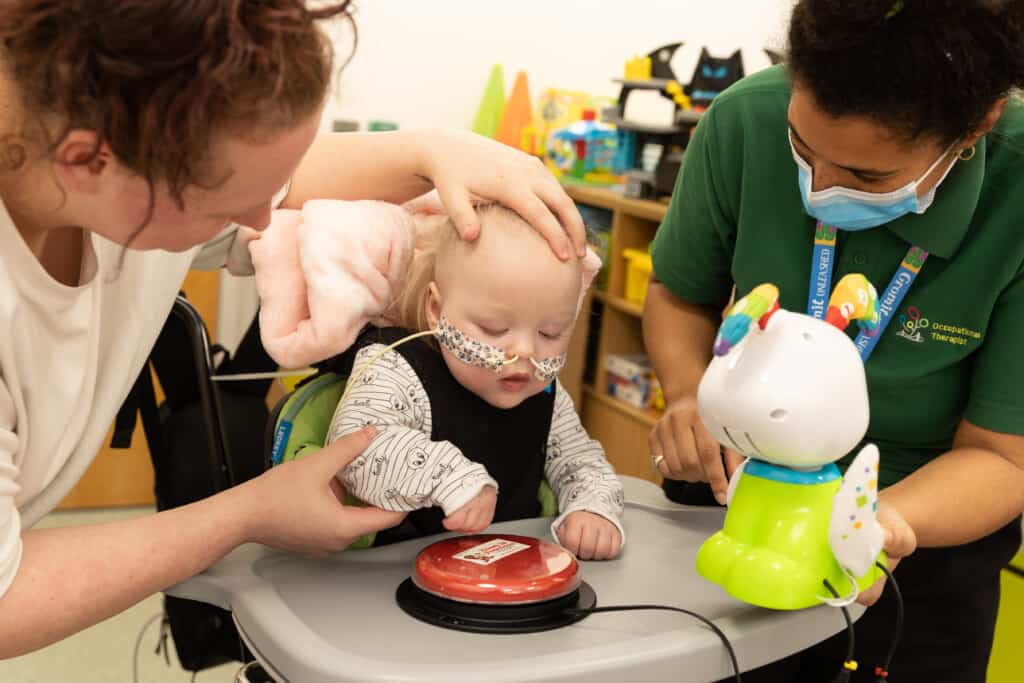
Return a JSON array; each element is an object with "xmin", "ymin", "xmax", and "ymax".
[
  {"xmin": 327, "ymin": 344, "xmax": 498, "ymax": 515},
  {"xmin": 544, "ymin": 381, "xmax": 626, "ymax": 549}
]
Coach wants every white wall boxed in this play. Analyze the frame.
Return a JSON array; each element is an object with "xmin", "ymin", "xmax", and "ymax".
[{"xmin": 322, "ymin": 0, "xmax": 795, "ymax": 132}]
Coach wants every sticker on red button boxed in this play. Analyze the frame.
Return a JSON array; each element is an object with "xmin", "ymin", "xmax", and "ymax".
[
  {"xmin": 452, "ymin": 537, "xmax": 530, "ymax": 565},
  {"xmin": 412, "ymin": 534, "xmax": 581, "ymax": 604}
]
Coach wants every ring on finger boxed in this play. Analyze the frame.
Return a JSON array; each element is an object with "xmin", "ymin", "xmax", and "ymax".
[{"xmin": 650, "ymin": 453, "xmax": 665, "ymax": 468}]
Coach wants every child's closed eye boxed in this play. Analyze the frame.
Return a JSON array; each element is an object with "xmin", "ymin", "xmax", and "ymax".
[{"xmin": 476, "ymin": 323, "xmax": 508, "ymax": 337}]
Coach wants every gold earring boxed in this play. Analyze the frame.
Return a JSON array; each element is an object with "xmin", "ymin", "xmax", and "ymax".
[
  {"xmin": 0, "ymin": 141, "xmax": 26, "ymax": 173},
  {"xmin": 958, "ymin": 145, "xmax": 976, "ymax": 162}
]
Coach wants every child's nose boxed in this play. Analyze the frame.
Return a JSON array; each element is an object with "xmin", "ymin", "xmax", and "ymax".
[{"xmin": 507, "ymin": 334, "xmax": 535, "ymax": 363}]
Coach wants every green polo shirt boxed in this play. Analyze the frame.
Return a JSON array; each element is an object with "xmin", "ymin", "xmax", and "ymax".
[{"xmin": 651, "ymin": 65, "xmax": 1024, "ymax": 488}]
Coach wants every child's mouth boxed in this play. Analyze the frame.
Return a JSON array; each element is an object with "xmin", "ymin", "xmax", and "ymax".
[{"xmin": 499, "ymin": 373, "xmax": 530, "ymax": 390}]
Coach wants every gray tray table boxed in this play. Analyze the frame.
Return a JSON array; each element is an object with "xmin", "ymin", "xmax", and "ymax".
[{"xmin": 170, "ymin": 476, "xmax": 859, "ymax": 682}]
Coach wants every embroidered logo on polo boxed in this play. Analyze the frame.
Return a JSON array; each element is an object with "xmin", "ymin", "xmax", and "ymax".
[
  {"xmin": 896, "ymin": 306, "xmax": 982, "ymax": 347},
  {"xmin": 896, "ymin": 306, "xmax": 929, "ymax": 343}
]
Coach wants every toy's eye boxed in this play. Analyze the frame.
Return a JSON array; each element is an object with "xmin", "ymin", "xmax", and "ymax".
[{"xmin": 770, "ymin": 409, "xmax": 788, "ymax": 422}]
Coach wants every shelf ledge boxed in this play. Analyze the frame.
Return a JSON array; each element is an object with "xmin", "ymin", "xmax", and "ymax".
[{"xmin": 583, "ymin": 385, "xmax": 662, "ymax": 428}]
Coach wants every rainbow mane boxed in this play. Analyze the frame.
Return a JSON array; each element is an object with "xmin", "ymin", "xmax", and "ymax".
[
  {"xmin": 826, "ymin": 274, "xmax": 880, "ymax": 334},
  {"xmin": 713, "ymin": 283, "xmax": 780, "ymax": 356}
]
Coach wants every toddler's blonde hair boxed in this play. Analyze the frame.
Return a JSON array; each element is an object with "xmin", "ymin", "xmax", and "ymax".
[{"xmin": 387, "ymin": 204, "xmax": 545, "ymax": 333}]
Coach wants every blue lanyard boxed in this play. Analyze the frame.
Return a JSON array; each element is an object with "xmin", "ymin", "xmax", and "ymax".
[{"xmin": 806, "ymin": 222, "xmax": 929, "ymax": 362}]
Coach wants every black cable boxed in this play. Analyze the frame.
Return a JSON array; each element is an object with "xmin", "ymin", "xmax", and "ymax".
[
  {"xmin": 823, "ymin": 580, "xmax": 856, "ymax": 683},
  {"xmin": 822, "ymin": 562, "xmax": 906, "ymax": 683},
  {"xmin": 873, "ymin": 561, "xmax": 904, "ymax": 681},
  {"xmin": 132, "ymin": 613, "xmax": 166, "ymax": 683},
  {"xmin": 564, "ymin": 604, "xmax": 741, "ymax": 682}
]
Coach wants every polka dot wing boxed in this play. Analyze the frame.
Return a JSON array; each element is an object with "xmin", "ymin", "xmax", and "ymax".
[{"xmin": 828, "ymin": 444, "xmax": 885, "ymax": 579}]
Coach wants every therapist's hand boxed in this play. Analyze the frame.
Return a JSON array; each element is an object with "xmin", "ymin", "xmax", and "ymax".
[
  {"xmin": 649, "ymin": 395, "xmax": 740, "ymax": 505},
  {"xmin": 412, "ymin": 129, "xmax": 586, "ymax": 260},
  {"xmin": 857, "ymin": 500, "xmax": 917, "ymax": 606},
  {"xmin": 240, "ymin": 427, "xmax": 406, "ymax": 556}
]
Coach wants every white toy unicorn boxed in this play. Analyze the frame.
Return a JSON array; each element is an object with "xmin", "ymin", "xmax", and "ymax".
[{"xmin": 695, "ymin": 276, "xmax": 888, "ymax": 610}]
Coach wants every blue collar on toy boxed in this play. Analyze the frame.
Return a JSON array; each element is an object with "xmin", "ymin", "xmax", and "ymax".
[{"xmin": 744, "ymin": 459, "xmax": 841, "ymax": 485}]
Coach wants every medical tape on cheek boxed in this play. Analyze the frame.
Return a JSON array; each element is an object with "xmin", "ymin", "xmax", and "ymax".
[
  {"xmin": 435, "ymin": 314, "xmax": 518, "ymax": 372},
  {"xmin": 529, "ymin": 354, "xmax": 566, "ymax": 382},
  {"xmin": 435, "ymin": 315, "xmax": 567, "ymax": 382}
]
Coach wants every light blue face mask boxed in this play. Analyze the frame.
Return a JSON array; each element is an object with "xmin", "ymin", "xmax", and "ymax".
[{"xmin": 789, "ymin": 130, "xmax": 957, "ymax": 231}]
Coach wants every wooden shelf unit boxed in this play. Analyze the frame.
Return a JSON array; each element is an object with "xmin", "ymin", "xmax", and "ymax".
[
  {"xmin": 594, "ymin": 290, "xmax": 643, "ymax": 318},
  {"xmin": 565, "ymin": 185, "xmax": 667, "ymax": 483}
]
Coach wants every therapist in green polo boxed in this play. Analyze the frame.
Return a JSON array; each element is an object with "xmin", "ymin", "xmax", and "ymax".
[{"xmin": 644, "ymin": 1, "xmax": 1024, "ymax": 681}]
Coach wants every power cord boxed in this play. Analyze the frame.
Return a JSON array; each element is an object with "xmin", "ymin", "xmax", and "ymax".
[
  {"xmin": 823, "ymin": 580, "xmax": 857, "ymax": 683},
  {"xmin": 132, "ymin": 611, "xmax": 229, "ymax": 682},
  {"xmin": 872, "ymin": 561, "xmax": 903, "ymax": 682},
  {"xmin": 564, "ymin": 604, "xmax": 741, "ymax": 682},
  {"xmin": 132, "ymin": 612, "xmax": 169, "ymax": 683},
  {"xmin": 823, "ymin": 561, "xmax": 905, "ymax": 683}
]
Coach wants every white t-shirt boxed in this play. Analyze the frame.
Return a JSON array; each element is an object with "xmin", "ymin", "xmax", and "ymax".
[{"xmin": 0, "ymin": 202, "xmax": 261, "ymax": 599}]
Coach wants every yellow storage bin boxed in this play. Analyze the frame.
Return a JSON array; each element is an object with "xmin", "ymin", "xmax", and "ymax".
[
  {"xmin": 280, "ymin": 369, "xmax": 315, "ymax": 393},
  {"xmin": 623, "ymin": 248, "xmax": 653, "ymax": 304}
]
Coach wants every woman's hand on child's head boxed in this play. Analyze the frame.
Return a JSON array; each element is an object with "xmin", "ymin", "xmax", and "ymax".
[
  {"xmin": 240, "ymin": 427, "xmax": 407, "ymax": 556},
  {"xmin": 557, "ymin": 511, "xmax": 623, "ymax": 561},
  {"xmin": 412, "ymin": 129, "xmax": 586, "ymax": 260},
  {"xmin": 443, "ymin": 485, "xmax": 497, "ymax": 534},
  {"xmin": 857, "ymin": 500, "xmax": 917, "ymax": 606}
]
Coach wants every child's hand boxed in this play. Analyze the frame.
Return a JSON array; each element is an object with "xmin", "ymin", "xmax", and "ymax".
[
  {"xmin": 557, "ymin": 511, "xmax": 622, "ymax": 560},
  {"xmin": 443, "ymin": 486, "xmax": 497, "ymax": 533}
]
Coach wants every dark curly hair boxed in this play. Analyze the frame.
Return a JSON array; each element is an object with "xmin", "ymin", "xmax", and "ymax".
[
  {"xmin": 788, "ymin": 0, "xmax": 1024, "ymax": 145},
  {"xmin": 0, "ymin": 0, "xmax": 356, "ymax": 203}
]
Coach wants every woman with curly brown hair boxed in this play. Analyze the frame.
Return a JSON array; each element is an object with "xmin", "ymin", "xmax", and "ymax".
[
  {"xmin": 646, "ymin": 0, "xmax": 1024, "ymax": 680},
  {"xmin": 0, "ymin": 0, "xmax": 586, "ymax": 657}
]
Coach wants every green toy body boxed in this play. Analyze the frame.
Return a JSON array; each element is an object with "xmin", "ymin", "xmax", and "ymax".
[{"xmin": 696, "ymin": 464, "xmax": 884, "ymax": 610}]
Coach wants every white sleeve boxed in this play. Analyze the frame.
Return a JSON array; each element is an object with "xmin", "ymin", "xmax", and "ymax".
[
  {"xmin": 326, "ymin": 344, "xmax": 498, "ymax": 515},
  {"xmin": 545, "ymin": 381, "xmax": 626, "ymax": 544},
  {"xmin": 190, "ymin": 182, "xmax": 291, "ymax": 274},
  {"xmin": 0, "ymin": 376, "xmax": 23, "ymax": 599}
]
